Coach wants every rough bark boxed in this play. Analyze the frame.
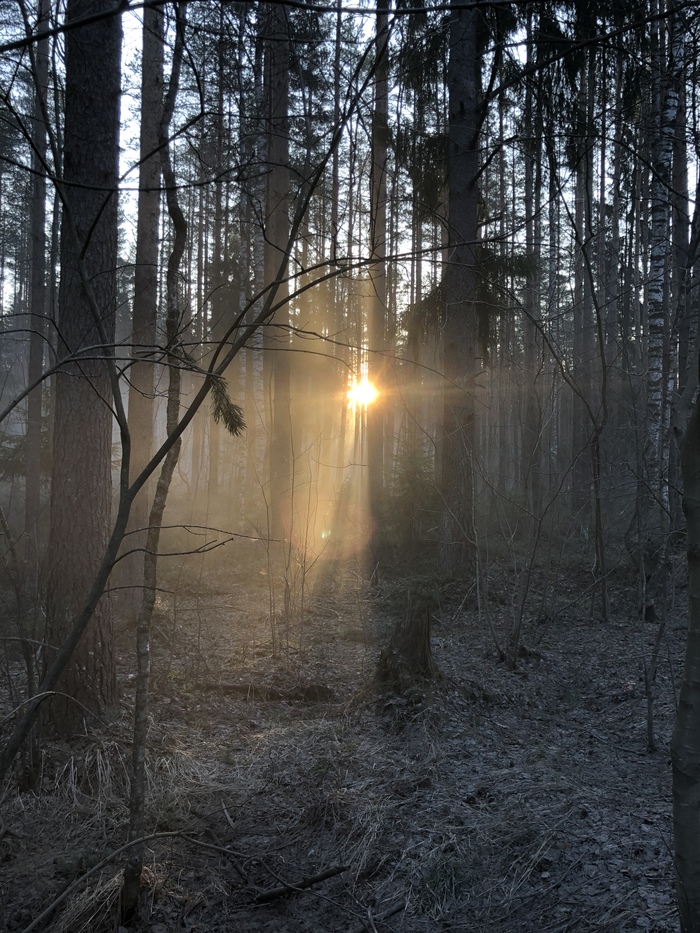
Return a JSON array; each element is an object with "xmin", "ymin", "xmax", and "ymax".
[
  {"xmin": 263, "ymin": 2, "xmax": 292, "ymax": 545},
  {"xmin": 119, "ymin": 3, "xmax": 164, "ymax": 624},
  {"xmin": 24, "ymin": 0, "xmax": 50, "ymax": 587},
  {"xmin": 571, "ymin": 47, "xmax": 595, "ymax": 520},
  {"xmin": 646, "ymin": 6, "xmax": 682, "ymax": 529},
  {"xmin": 673, "ymin": 399, "xmax": 700, "ymax": 932},
  {"xmin": 122, "ymin": 6, "xmax": 186, "ymax": 916},
  {"xmin": 438, "ymin": 0, "xmax": 481, "ymax": 577},
  {"xmin": 44, "ymin": 0, "xmax": 121, "ymax": 733},
  {"xmin": 376, "ymin": 591, "xmax": 439, "ymax": 694},
  {"xmin": 367, "ymin": 0, "xmax": 389, "ymax": 548}
]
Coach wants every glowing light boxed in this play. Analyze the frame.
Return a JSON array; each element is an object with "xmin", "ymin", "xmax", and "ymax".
[{"xmin": 347, "ymin": 379, "xmax": 378, "ymax": 408}]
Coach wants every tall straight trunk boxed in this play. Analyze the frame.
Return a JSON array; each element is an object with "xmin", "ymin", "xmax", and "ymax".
[
  {"xmin": 546, "ymin": 104, "xmax": 561, "ymax": 489},
  {"xmin": 571, "ymin": 48, "xmax": 595, "ymax": 521},
  {"xmin": 45, "ymin": 0, "xmax": 122, "ymax": 733},
  {"xmin": 24, "ymin": 0, "xmax": 50, "ymax": 588},
  {"xmin": 497, "ymin": 79, "xmax": 510, "ymax": 496},
  {"xmin": 669, "ymin": 59, "xmax": 689, "ymax": 534},
  {"xmin": 208, "ymin": 5, "xmax": 227, "ymax": 511},
  {"xmin": 245, "ymin": 30, "xmax": 266, "ymax": 516},
  {"xmin": 439, "ymin": 0, "xmax": 481, "ymax": 576},
  {"xmin": 646, "ymin": 3, "xmax": 682, "ymax": 529},
  {"xmin": 264, "ymin": 2, "xmax": 291, "ymax": 544},
  {"xmin": 190, "ymin": 153, "xmax": 207, "ymax": 511},
  {"xmin": 122, "ymin": 6, "xmax": 187, "ymax": 916},
  {"xmin": 673, "ymin": 391, "xmax": 700, "ymax": 932},
  {"xmin": 521, "ymin": 13, "xmax": 542, "ymax": 534},
  {"xmin": 440, "ymin": 4, "xmax": 481, "ymax": 576},
  {"xmin": 367, "ymin": 0, "xmax": 388, "ymax": 548},
  {"xmin": 607, "ymin": 27, "xmax": 623, "ymax": 370},
  {"xmin": 120, "ymin": 4, "xmax": 164, "ymax": 622}
]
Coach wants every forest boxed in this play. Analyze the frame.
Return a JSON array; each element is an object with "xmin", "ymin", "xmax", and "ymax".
[{"xmin": 0, "ymin": 0, "xmax": 699, "ymax": 929}]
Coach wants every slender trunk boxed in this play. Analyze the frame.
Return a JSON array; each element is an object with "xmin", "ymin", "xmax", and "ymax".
[
  {"xmin": 208, "ymin": 7, "xmax": 226, "ymax": 511},
  {"xmin": 367, "ymin": 0, "xmax": 388, "ymax": 551},
  {"xmin": 122, "ymin": 6, "xmax": 187, "ymax": 916},
  {"xmin": 119, "ymin": 4, "xmax": 164, "ymax": 623},
  {"xmin": 264, "ymin": 2, "xmax": 291, "ymax": 544},
  {"xmin": 24, "ymin": 0, "xmax": 50, "ymax": 590}
]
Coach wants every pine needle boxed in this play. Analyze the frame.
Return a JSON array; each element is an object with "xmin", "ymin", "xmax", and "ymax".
[{"xmin": 210, "ymin": 377, "xmax": 246, "ymax": 437}]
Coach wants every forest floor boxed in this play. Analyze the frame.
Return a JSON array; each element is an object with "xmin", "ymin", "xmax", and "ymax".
[{"xmin": 0, "ymin": 545, "xmax": 684, "ymax": 933}]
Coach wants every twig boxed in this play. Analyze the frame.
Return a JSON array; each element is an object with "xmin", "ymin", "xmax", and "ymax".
[
  {"xmin": 181, "ymin": 833, "xmax": 250, "ymax": 885},
  {"xmin": 221, "ymin": 800, "xmax": 236, "ymax": 832},
  {"xmin": 20, "ymin": 830, "xmax": 189, "ymax": 933},
  {"xmin": 346, "ymin": 899, "xmax": 406, "ymax": 933},
  {"xmin": 0, "ymin": 691, "xmax": 107, "ymax": 729},
  {"xmin": 588, "ymin": 729, "xmax": 652, "ymax": 757},
  {"xmin": 254, "ymin": 864, "xmax": 347, "ymax": 903}
]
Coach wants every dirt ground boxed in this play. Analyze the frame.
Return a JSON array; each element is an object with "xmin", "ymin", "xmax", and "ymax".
[{"xmin": 0, "ymin": 551, "xmax": 683, "ymax": 932}]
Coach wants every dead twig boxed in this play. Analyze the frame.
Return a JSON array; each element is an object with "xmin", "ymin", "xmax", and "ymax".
[
  {"xmin": 182, "ymin": 833, "xmax": 251, "ymax": 885},
  {"xmin": 254, "ymin": 863, "xmax": 347, "ymax": 903},
  {"xmin": 346, "ymin": 899, "xmax": 406, "ymax": 933}
]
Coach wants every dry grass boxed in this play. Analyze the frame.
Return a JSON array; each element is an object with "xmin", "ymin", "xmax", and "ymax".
[{"xmin": 0, "ymin": 557, "xmax": 681, "ymax": 932}]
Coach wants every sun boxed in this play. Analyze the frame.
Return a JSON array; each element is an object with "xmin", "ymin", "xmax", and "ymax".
[{"xmin": 347, "ymin": 379, "xmax": 378, "ymax": 408}]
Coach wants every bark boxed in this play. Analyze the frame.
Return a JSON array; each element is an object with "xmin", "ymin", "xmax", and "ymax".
[
  {"xmin": 122, "ymin": 5, "xmax": 187, "ymax": 917},
  {"xmin": 44, "ymin": 0, "xmax": 122, "ymax": 733},
  {"xmin": 119, "ymin": 3, "xmax": 164, "ymax": 623},
  {"xmin": 439, "ymin": 0, "xmax": 481, "ymax": 577},
  {"xmin": 376, "ymin": 591, "xmax": 439, "ymax": 694},
  {"xmin": 24, "ymin": 0, "xmax": 50, "ymax": 587},
  {"xmin": 673, "ymin": 398, "xmax": 700, "ymax": 932},
  {"xmin": 646, "ymin": 5, "xmax": 682, "ymax": 529},
  {"xmin": 521, "ymin": 13, "xmax": 542, "ymax": 536},
  {"xmin": 207, "ymin": 4, "xmax": 227, "ymax": 510},
  {"xmin": 264, "ymin": 2, "xmax": 291, "ymax": 544},
  {"xmin": 571, "ymin": 48, "xmax": 595, "ymax": 520},
  {"xmin": 367, "ymin": 0, "xmax": 389, "ymax": 551}
]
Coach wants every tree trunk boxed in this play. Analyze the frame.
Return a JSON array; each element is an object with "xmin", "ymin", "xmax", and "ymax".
[
  {"xmin": 673, "ymin": 397, "xmax": 700, "ymax": 932},
  {"xmin": 207, "ymin": 5, "xmax": 227, "ymax": 512},
  {"xmin": 24, "ymin": 0, "xmax": 50, "ymax": 590},
  {"xmin": 438, "ymin": 0, "xmax": 481, "ymax": 577},
  {"xmin": 119, "ymin": 3, "xmax": 164, "ymax": 624},
  {"xmin": 367, "ymin": 0, "xmax": 389, "ymax": 552},
  {"xmin": 263, "ymin": 3, "xmax": 291, "ymax": 544},
  {"xmin": 122, "ymin": 6, "xmax": 187, "ymax": 916},
  {"xmin": 44, "ymin": 0, "xmax": 122, "ymax": 733},
  {"xmin": 646, "ymin": 3, "xmax": 682, "ymax": 527},
  {"xmin": 376, "ymin": 591, "xmax": 439, "ymax": 694}
]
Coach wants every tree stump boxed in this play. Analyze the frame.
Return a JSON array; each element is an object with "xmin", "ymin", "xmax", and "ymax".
[{"xmin": 376, "ymin": 592, "xmax": 440, "ymax": 694}]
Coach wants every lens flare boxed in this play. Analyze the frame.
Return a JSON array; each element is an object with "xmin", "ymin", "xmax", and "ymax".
[{"xmin": 347, "ymin": 379, "xmax": 378, "ymax": 407}]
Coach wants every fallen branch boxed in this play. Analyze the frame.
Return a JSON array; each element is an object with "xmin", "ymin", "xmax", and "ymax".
[
  {"xmin": 181, "ymin": 833, "xmax": 251, "ymax": 885},
  {"xmin": 347, "ymin": 900, "xmax": 406, "ymax": 933},
  {"xmin": 196, "ymin": 681, "xmax": 334, "ymax": 703},
  {"xmin": 254, "ymin": 864, "xmax": 347, "ymax": 903}
]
